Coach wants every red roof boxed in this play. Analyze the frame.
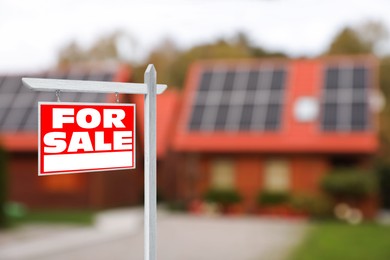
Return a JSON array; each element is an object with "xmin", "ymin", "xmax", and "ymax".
[
  {"xmin": 132, "ymin": 89, "xmax": 180, "ymax": 159},
  {"xmin": 173, "ymin": 57, "xmax": 379, "ymax": 154}
]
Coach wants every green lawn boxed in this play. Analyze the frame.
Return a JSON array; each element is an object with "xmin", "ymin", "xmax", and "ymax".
[
  {"xmin": 9, "ymin": 210, "xmax": 95, "ymax": 226},
  {"xmin": 290, "ymin": 222, "xmax": 390, "ymax": 260}
]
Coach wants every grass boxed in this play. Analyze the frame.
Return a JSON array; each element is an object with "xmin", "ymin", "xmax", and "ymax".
[
  {"xmin": 9, "ymin": 210, "xmax": 95, "ymax": 226},
  {"xmin": 290, "ymin": 221, "xmax": 390, "ymax": 260}
]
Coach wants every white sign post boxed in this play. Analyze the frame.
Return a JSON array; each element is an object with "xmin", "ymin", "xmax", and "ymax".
[
  {"xmin": 23, "ymin": 64, "xmax": 165, "ymax": 260},
  {"xmin": 144, "ymin": 65, "xmax": 157, "ymax": 260}
]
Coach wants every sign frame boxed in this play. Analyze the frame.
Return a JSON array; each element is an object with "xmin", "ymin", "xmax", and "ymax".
[
  {"xmin": 38, "ymin": 101, "xmax": 136, "ymax": 176},
  {"xmin": 23, "ymin": 64, "xmax": 163, "ymax": 260}
]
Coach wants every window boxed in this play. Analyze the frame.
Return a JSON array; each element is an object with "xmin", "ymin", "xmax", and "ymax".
[
  {"xmin": 264, "ymin": 159, "xmax": 290, "ymax": 192},
  {"xmin": 211, "ymin": 159, "xmax": 235, "ymax": 190}
]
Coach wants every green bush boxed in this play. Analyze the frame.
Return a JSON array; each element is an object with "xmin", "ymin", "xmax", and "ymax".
[
  {"xmin": 257, "ymin": 190, "xmax": 290, "ymax": 206},
  {"xmin": 166, "ymin": 201, "xmax": 187, "ymax": 212},
  {"xmin": 290, "ymin": 193, "xmax": 333, "ymax": 218},
  {"xmin": 0, "ymin": 147, "xmax": 7, "ymax": 228},
  {"xmin": 203, "ymin": 189, "xmax": 242, "ymax": 205},
  {"xmin": 321, "ymin": 168, "xmax": 378, "ymax": 199}
]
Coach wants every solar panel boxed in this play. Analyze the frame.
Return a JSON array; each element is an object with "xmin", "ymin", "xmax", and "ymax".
[
  {"xmin": 246, "ymin": 71, "xmax": 259, "ymax": 91},
  {"xmin": 2, "ymin": 108, "xmax": 28, "ymax": 131},
  {"xmin": 0, "ymin": 94, "xmax": 15, "ymax": 108},
  {"xmin": 0, "ymin": 70, "xmax": 115, "ymax": 132},
  {"xmin": 353, "ymin": 66, "xmax": 366, "ymax": 88},
  {"xmin": 239, "ymin": 104, "xmax": 254, "ymax": 130},
  {"xmin": 321, "ymin": 64, "xmax": 370, "ymax": 131},
  {"xmin": 188, "ymin": 66, "xmax": 287, "ymax": 132},
  {"xmin": 326, "ymin": 68, "xmax": 339, "ymax": 89}
]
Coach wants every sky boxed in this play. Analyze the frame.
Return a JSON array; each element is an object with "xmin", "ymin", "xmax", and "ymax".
[{"xmin": 0, "ymin": 0, "xmax": 390, "ymax": 73}]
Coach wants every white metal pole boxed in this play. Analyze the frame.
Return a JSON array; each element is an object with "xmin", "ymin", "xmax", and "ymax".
[{"xmin": 144, "ymin": 64, "xmax": 157, "ymax": 260}]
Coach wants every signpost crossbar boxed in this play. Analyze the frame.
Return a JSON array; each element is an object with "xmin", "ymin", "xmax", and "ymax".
[{"xmin": 22, "ymin": 78, "xmax": 167, "ymax": 95}]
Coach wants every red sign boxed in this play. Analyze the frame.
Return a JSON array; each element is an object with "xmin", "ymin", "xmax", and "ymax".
[{"xmin": 39, "ymin": 102, "xmax": 136, "ymax": 175}]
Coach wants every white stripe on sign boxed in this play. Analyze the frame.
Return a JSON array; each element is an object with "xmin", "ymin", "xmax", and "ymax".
[{"xmin": 43, "ymin": 151, "xmax": 133, "ymax": 172}]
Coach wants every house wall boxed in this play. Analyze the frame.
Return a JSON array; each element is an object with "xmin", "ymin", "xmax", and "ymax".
[
  {"xmin": 235, "ymin": 154, "xmax": 330, "ymax": 211},
  {"xmin": 177, "ymin": 153, "xmax": 371, "ymax": 212},
  {"xmin": 8, "ymin": 152, "xmax": 89, "ymax": 208},
  {"xmin": 290, "ymin": 155, "xmax": 330, "ymax": 194},
  {"xmin": 88, "ymin": 170, "xmax": 143, "ymax": 209},
  {"xmin": 7, "ymin": 152, "xmax": 142, "ymax": 209}
]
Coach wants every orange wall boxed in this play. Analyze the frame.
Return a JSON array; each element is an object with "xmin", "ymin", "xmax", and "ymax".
[
  {"xmin": 290, "ymin": 155, "xmax": 330, "ymax": 194},
  {"xmin": 235, "ymin": 156, "xmax": 263, "ymax": 211},
  {"xmin": 7, "ymin": 152, "xmax": 142, "ymax": 209}
]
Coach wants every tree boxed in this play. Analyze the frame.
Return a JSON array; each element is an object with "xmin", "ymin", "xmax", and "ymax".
[
  {"xmin": 133, "ymin": 32, "xmax": 287, "ymax": 88},
  {"xmin": 326, "ymin": 21, "xmax": 388, "ymax": 55},
  {"xmin": 132, "ymin": 38, "xmax": 180, "ymax": 87},
  {"xmin": 327, "ymin": 27, "xmax": 371, "ymax": 55},
  {"xmin": 356, "ymin": 21, "xmax": 388, "ymax": 54},
  {"xmin": 57, "ymin": 42, "xmax": 86, "ymax": 67},
  {"xmin": 57, "ymin": 31, "xmax": 135, "ymax": 68}
]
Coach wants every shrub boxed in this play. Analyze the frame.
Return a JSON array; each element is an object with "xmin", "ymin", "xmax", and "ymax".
[
  {"xmin": 203, "ymin": 189, "xmax": 242, "ymax": 206},
  {"xmin": 290, "ymin": 193, "xmax": 333, "ymax": 218},
  {"xmin": 166, "ymin": 201, "xmax": 187, "ymax": 212},
  {"xmin": 321, "ymin": 168, "xmax": 378, "ymax": 199},
  {"xmin": 257, "ymin": 190, "xmax": 290, "ymax": 206}
]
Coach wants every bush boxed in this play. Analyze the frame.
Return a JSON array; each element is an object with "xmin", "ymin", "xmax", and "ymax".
[
  {"xmin": 203, "ymin": 189, "xmax": 242, "ymax": 206},
  {"xmin": 290, "ymin": 193, "xmax": 333, "ymax": 218},
  {"xmin": 257, "ymin": 191, "xmax": 290, "ymax": 206},
  {"xmin": 321, "ymin": 168, "xmax": 378, "ymax": 199},
  {"xmin": 166, "ymin": 201, "xmax": 187, "ymax": 212}
]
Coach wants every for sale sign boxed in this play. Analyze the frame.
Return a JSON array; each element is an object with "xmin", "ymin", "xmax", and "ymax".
[{"xmin": 39, "ymin": 102, "xmax": 136, "ymax": 175}]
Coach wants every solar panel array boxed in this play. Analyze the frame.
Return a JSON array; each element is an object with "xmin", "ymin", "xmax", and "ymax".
[
  {"xmin": 188, "ymin": 66, "xmax": 287, "ymax": 131},
  {"xmin": 0, "ymin": 70, "xmax": 114, "ymax": 132},
  {"xmin": 321, "ymin": 64, "xmax": 370, "ymax": 131}
]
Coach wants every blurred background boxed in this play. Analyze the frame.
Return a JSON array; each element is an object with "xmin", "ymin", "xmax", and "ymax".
[{"xmin": 1, "ymin": 0, "xmax": 390, "ymax": 259}]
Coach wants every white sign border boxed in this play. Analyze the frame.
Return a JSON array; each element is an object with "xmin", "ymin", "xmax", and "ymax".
[{"xmin": 38, "ymin": 101, "xmax": 136, "ymax": 176}]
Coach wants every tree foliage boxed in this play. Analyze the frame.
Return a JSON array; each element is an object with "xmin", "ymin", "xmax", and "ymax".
[
  {"xmin": 327, "ymin": 27, "xmax": 372, "ymax": 55},
  {"xmin": 327, "ymin": 21, "xmax": 388, "ymax": 55},
  {"xmin": 57, "ymin": 31, "xmax": 134, "ymax": 68},
  {"xmin": 133, "ymin": 32, "xmax": 286, "ymax": 88},
  {"xmin": 57, "ymin": 31, "xmax": 286, "ymax": 87},
  {"xmin": 356, "ymin": 21, "xmax": 389, "ymax": 53}
]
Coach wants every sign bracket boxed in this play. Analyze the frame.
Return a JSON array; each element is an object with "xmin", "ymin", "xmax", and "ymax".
[
  {"xmin": 22, "ymin": 77, "xmax": 167, "ymax": 95},
  {"xmin": 22, "ymin": 64, "xmax": 163, "ymax": 260}
]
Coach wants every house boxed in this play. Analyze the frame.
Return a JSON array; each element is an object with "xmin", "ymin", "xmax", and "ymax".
[
  {"xmin": 0, "ymin": 65, "xmax": 145, "ymax": 209},
  {"xmin": 129, "ymin": 89, "xmax": 181, "ymax": 202},
  {"xmin": 172, "ymin": 57, "xmax": 379, "ymax": 214}
]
